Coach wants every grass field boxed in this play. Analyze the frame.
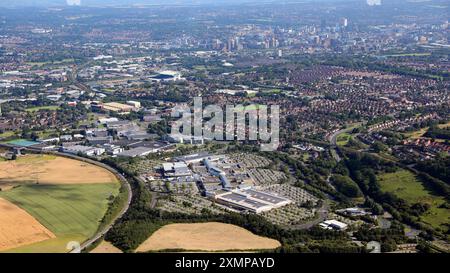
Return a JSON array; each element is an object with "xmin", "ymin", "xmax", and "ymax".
[
  {"xmin": 378, "ymin": 170, "xmax": 450, "ymax": 231},
  {"xmin": 136, "ymin": 222, "xmax": 281, "ymax": 252},
  {"xmin": 403, "ymin": 127, "xmax": 429, "ymax": 139},
  {"xmin": 27, "ymin": 58, "xmax": 75, "ymax": 67},
  {"xmin": 0, "ymin": 183, "xmax": 119, "ymax": 252},
  {"xmin": 0, "ymin": 131, "xmax": 17, "ymax": 139},
  {"xmin": 402, "ymin": 121, "xmax": 450, "ymax": 140},
  {"xmin": 336, "ymin": 133, "xmax": 352, "ymax": 146},
  {"xmin": 384, "ymin": 53, "xmax": 432, "ymax": 57},
  {"xmin": 25, "ymin": 106, "xmax": 60, "ymax": 112}
]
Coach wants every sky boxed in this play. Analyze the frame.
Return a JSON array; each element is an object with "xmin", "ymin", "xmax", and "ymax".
[{"xmin": 0, "ymin": 0, "xmax": 367, "ymax": 8}]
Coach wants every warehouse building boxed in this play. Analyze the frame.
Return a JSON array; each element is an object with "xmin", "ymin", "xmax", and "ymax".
[{"xmin": 212, "ymin": 189, "xmax": 292, "ymax": 214}]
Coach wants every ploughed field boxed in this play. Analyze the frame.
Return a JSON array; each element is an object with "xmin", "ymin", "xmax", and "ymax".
[
  {"xmin": 0, "ymin": 155, "xmax": 120, "ymax": 253},
  {"xmin": 136, "ymin": 222, "xmax": 281, "ymax": 252}
]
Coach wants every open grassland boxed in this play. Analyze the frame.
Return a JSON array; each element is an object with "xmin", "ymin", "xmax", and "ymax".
[
  {"xmin": 336, "ymin": 133, "xmax": 352, "ymax": 146},
  {"xmin": 403, "ymin": 127, "xmax": 428, "ymax": 139},
  {"xmin": 0, "ymin": 183, "xmax": 119, "ymax": 252},
  {"xmin": 378, "ymin": 170, "xmax": 450, "ymax": 231},
  {"xmin": 0, "ymin": 154, "xmax": 117, "ymax": 190},
  {"xmin": 26, "ymin": 58, "xmax": 75, "ymax": 67},
  {"xmin": 136, "ymin": 222, "xmax": 281, "ymax": 252},
  {"xmin": 403, "ymin": 121, "xmax": 450, "ymax": 140},
  {"xmin": 25, "ymin": 106, "xmax": 60, "ymax": 112},
  {"xmin": 90, "ymin": 241, "xmax": 123, "ymax": 253},
  {"xmin": 0, "ymin": 131, "xmax": 17, "ymax": 139},
  {"xmin": 0, "ymin": 198, "xmax": 55, "ymax": 251}
]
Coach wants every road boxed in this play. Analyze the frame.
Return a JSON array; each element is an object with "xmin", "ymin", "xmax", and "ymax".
[
  {"xmin": 328, "ymin": 122, "xmax": 365, "ymax": 162},
  {"xmin": 328, "ymin": 128, "xmax": 348, "ymax": 162},
  {"xmin": 291, "ymin": 201, "xmax": 329, "ymax": 230}
]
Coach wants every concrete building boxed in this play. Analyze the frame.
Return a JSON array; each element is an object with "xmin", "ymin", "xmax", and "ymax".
[
  {"xmin": 117, "ymin": 146, "xmax": 155, "ymax": 157},
  {"xmin": 62, "ymin": 145, "xmax": 105, "ymax": 156},
  {"xmin": 319, "ymin": 220, "xmax": 348, "ymax": 231},
  {"xmin": 162, "ymin": 162, "xmax": 192, "ymax": 177},
  {"xmin": 212, "ymin": 189, "xmax": 292, "ymax": 213}
]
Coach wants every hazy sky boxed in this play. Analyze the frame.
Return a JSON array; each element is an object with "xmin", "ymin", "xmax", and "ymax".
[
  {"xmin": 0, "ymin": 0, "xmax": 387, "ymax": 8},
  {"xmin": 66, "ymin": 0, "xmax": 81, "ymax": 5},
  {"xmin": 0, "ymin": 0, "xmax": 363, "ymax": 7}
]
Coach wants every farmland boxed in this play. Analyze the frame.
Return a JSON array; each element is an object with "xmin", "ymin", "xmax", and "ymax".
[
  {"xmin": 136, "ymin": 222, "xmax": 281, "ymax": 252},
  {"xmin": 0, "ymin": 154, "xmax": 117, "ymax": 190},
  {"xmin": 90, "ymin": 241, "xmax": 123, "ymax": 253},
  {"xmin": 378, "ymin": 170, "xmax": 450, "ymax": 231},
  {"xmin": 0, "ymin": 154, "xmax": 121, "ymax": 252},
  {"xmin": 0, "ymin": 198, "xmax": 55, "ymax": 251},
  {"xmin": 0, "ymin": 183, "xmax": 119, "ymax": 252}
]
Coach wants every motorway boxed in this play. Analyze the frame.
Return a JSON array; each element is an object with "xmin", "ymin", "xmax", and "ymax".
[{"xmin": 328, "ymin": 128, "xmax": 347, "ymax": 162}]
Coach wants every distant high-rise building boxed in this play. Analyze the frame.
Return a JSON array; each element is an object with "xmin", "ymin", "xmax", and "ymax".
[
  {"xmin": 67, "ymin": 0, "xmax": 81, "ymax": 6},
  {"xmin": 340, "ymin": 18, "xmax": 348, "ymax": 28},
  {"xmin": 367, "ymin": 0, "xmax": 381, "ymax": 6}
]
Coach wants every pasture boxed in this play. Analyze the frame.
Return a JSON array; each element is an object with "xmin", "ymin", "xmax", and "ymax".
[{"xmin": 378, "ymin": 170, "xmax": 450, "ymax": 231}]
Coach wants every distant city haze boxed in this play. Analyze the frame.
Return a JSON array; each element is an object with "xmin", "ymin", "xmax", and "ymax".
[
  {"xmin": 0, "ymin": 0, "xmax": 369, "ymax": 7},
  {"xmin": 67, "ymin": 0, "xmax": 81, "ymax": 5},
  {"xmin": 367, "ymin": 0, "xmax": 381, "ymax": 6}
]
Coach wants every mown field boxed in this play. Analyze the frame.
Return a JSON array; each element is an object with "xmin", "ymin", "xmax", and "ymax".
[
  {"xmin": 25, "ymin": 106, "xmax": 60, "ymax": 112},
  {"xmin": 336, "ymin": 133, "xmax": 352, "ymax": 146},
  {"xmin": 378, "ymin": 170, "xmax": 450, "ymax": 231}
]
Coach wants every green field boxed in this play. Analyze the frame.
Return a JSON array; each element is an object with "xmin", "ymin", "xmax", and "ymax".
[
  {"xmin": 25, "ymin": 106, "xmax": 60, "ymax": 112},
  {"xmin": 336, "ymin": 133, "xmax": 352, "ymax": 146},
  {"xmin": 0, "ymin": 131, "xmax": 17, "ymax": 139},
  {"xmin": 384, "ymin": 53, "xmax": 432, "ymax": 57},
  {"xmin": 27, "ymin": 58, "xmax": 75, "ymax": 67},
  {"xmin": 0, "ymin": 183, "xmax": 119, "ymax": 253},
  {"xmin": 378, "ymin": 170, "xmax": 450, "ymax": 231}
]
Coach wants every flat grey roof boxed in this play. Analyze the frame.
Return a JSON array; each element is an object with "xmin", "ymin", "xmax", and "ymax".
[{"xmin": 242, "ymin": 189, "xmax": 287, "ymax": 204}]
